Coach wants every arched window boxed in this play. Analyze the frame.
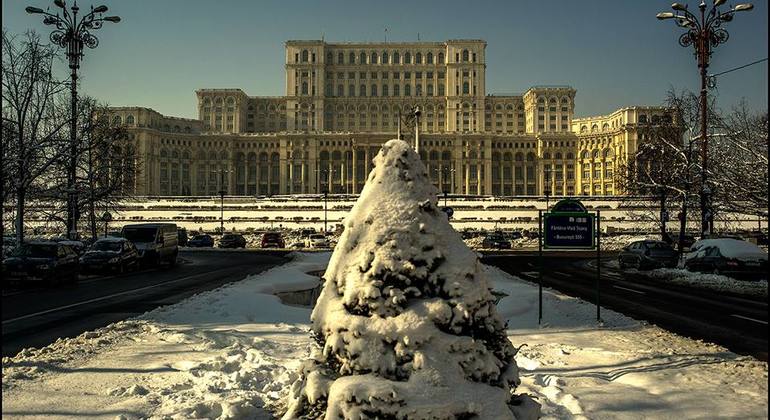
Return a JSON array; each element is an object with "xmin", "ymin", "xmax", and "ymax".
[
  {"xmin": 301, "ymin": 50, "xmax": 308, "ymax": 62},
  {"xmin": 126, "ymin": 115, "xmax": 135, "ymax": 125},
  {"xmin": 326, "ymin": 52, "xmax": 332, "ymax": 63},
  {"xmin": 393, "ymin": 85, "xmax": 400, "ymax": 96},
  {"xmin": 427, "ymin": 52, "xmax": 433, "ymax": 64},
  {"xmin": 404, "ymin": 84, "xmax": 411, "ymax": 96},
  {"xmin": 415, "ymin": 52, "xmax": 422, "ymax": 64},
  {"xmin": 371, "ymin": 52, "xmax": 377, "ymax": 63},
  {"xmin": 301, "ymin": 82, "xmax": 308, "ymax": 95},
  {"xmin": 382, "ymin": 51, "xmax": 389, "ymax": 64},
  {"xmin": 462, "ymin": 82, "xmax": 469, "ymax": 94},
  {"xmin": 393, "ymin": 52, "xmax": 400, "ymax": 64},
  {"xmin": 382, "ymin": 84, "xmax": 389, "ymax": 96},
  {"xmin": 371, "ymin": 85, "xmax": 377, "ymax": 97},
  {"xmin": 462, "ymin": 49, "xmax": 469, "ymax": 61},
  {"xmin": 404, "ymin": 52, "xmax": 411, "ymax": 64},
  {"xmin": 337, "ymin": 85, "xmax": 344, "ymax": 97},
  {"xmin": 349, "ymin": 52, "xmax": 355, "ymax": 64},
  {"xmin": 593, "ymin": 150, "xmax": 600, "ymax": 159},
  {"xmin": 438, "ymin": 52, "xmax": 444, "ymax": 63},
  {"xmin": 338, "ymin": 52, "xmax": 344, "ymax": 64},
  {"xmin": 427, "ymin": 84, "xmax": 433, "ymax": 96},
  {"xmin": 360, "ymin": 52, "xmax": 367, "ymax": 64},
  {"xmin": 543, "ymin": 152, "xmax": 551, "ymax": 160}
]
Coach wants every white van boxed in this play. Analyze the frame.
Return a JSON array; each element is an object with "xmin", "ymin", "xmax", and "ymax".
[{"xmin": 121, "ymin": 223, "xmax": 179, "ymax": 266}]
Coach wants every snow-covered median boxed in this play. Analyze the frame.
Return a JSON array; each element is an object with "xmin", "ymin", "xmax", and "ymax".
[
  {"xmin": 2, "ymin": 252, "xmax": 767, "ymax": 419},
  {"xmin": 607, "ymin": 260, "xmax": 768, "ymax": 299}
]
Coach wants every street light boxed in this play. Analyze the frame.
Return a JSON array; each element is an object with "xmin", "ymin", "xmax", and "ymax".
[
  {"xmin": 544, "ymin": 188, "xmax": 551, "ymax": 212},
  {"xmin": 217, "ymin": 168, "xmax": 230, "ymax": 234},
  {"xmin": 26, "ymin": 1, "xmax": 120, "ymax": 240},
  {"xmin": 656, "ymin": 0, "xmax": 752, "ymax": 237}
]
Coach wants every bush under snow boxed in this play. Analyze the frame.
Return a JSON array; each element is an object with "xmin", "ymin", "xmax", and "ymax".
[{"xmin": 282, "ymin": 140, "xmax": 540, "ymax": 419}]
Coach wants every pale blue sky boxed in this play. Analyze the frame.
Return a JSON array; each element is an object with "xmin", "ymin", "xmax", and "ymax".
[{"xmin": 3, "ymin": 0, "xmax": 767, "ymax": 119}]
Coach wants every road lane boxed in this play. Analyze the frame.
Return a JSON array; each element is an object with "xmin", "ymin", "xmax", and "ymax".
[{"xmin": 482, "ymin": 254, "xmax": 768, "ymax": 360}]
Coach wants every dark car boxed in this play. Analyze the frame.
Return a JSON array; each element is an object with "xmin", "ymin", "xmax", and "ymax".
[
  {"xmin": 261, "ymin": 232, "xmax": 285, "ymax": 248},
  {"xmin": 506, "ymin": 231, "xmax": 523, "ymax": 240},
  {"xmin": 618, "ymin": 240, "xmax": 679, "ymax": 270},
  {"xmin": 482, "ymin": 234, "xmax": 511, "ymax": 249},
  {"xmin": 219, "ymin": 233, "xmax": 246, "ymax": 249},
  {"xmin": 3, "ymin": 241, "xmax": 79, "ymax": 285},
  {"xmin": 188, "ymin": 234, "xmax": 214, "ymax": 247},
  {"xmin": 80, "ymin": 237, "xmax": 139, "ymax": 274},
  {"xmin": 177, "ymin": 228, "xmax": 189, "ymax": 247},
  {"xmin": 684, "ymin": 238, "xmax": 768, "ymax": 277}
]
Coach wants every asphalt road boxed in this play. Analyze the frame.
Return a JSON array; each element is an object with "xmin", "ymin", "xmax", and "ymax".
[
  {"xmin": 482, "ymin": 254, "xmax": 769, "ymax": 361},
  {"xmin": 1, "ymin": 250, "xmax": 290, "ymax": 357}
]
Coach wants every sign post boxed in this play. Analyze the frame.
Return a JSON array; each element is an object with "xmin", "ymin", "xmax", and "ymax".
[
  {"xmin": 538, "ymin": 210, "xmax": 543, "ymax": 324},
  {"xmin": 539, "ymin": 199, "xmax": 601, "ymax": 323}
]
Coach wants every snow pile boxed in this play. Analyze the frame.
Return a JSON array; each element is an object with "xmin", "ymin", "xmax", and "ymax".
[
  {"xmin": 282, "ymin": 140, "xmax": 539, "ymax": 420},
  {"xmin": 636, "ymin": 267, "xmax": 768, "ymax": 298}
]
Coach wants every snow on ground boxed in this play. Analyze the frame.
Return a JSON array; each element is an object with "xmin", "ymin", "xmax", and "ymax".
[
  {"xmin": 3, "ymin": 252, "xmax": 767, "ymax": 419},
  {"xmin": 606, "ymin": 260, "xmax": 769, "ymax": 299}
]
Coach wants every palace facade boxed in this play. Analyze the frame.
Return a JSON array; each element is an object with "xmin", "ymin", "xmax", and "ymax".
[{"xmin": 108, "ymin": 39, "xmax": 671, "ymax": 197}]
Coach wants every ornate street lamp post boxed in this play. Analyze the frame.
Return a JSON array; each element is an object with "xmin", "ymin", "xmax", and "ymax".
[
  {"xmin": 656, "ymin": 0, "xmax": 752, "ymax": 237},
  {"xmin": 26, "ymin": 1, "xmax": 120, "ymax": 240}
]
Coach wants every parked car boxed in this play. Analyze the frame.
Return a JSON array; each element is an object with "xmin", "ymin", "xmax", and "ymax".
[
  {"xmin": 618, "ymin": 240, "xmax": 679, "ymax": 270},
  {"xmin": 300, "ymin": 228, "xmax": 316, "ymax": 238},
  {"xmin": 177, "ymin": 228, "xmax": 189, "ymax": 247},
  {"xmin": 219, "ymin": 233, "xmax": 246, "ymax": 249},
  {"xmin": 684, "ymin": 238, "xmax": 768, "ymax": 277},
  {"xmin": 482, "ymin": 233, "xmax": 511, "ymax": 249},
  {"xmin": 54, "ymin": 239, "xmax": 87, "ymax": 256},
  {"xmin": 506, "ymin": 231, "xmax": 523, "ymax": 240},
  {"xmin": 188, "ymin": 234, "xmax": 214, "ymax": 247},
  {"xmin": 121, "ymin": 223, "xmax": 178, "ymax": 266},
  {"xmin": 305, "ymin": 234, "xmax": 329, "ymax": 249},
  {"xmin": 2, "ymin": 236, "xmax": 17, "ymax": 256},
  {"xmin": 80, "ymin": 237, "xmax": 139, "ymax": 274},
  {"xmin": 3, "ymin": 241, "xmax": 79, "ymax": 285},
  {"xmin": 261, "ymin": 232, "xmax": 285, "ymax": 248}
]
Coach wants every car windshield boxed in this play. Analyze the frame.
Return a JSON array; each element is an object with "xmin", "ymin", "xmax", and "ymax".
[
  {"xmin": 123, "ymin": 227, "xmax": 157, "ymax": 243},
  {"xmin": 90, "ymin": 241, "xmax": 122, "ymax": 252},
  {"xmin": 223, "ymin": 235, "xmax": 236, "ymax": 239},
  {"xmin": 645, "ymin": 242, "xmax": 671, "ymax": 249},
  {"xmin": 193, "ymin": 235, "xmax": 209, "ymax": 240},
  {"xmin": 9, "ymin": 244, "xmax": 57, "ymax": 257},
  {"xmin": 264, "ymin": 233, "xmax": 281, "ymax": 239},
  {"xmin": 310, "ymin": 235, "xmax": 325, "ymax": 240}
]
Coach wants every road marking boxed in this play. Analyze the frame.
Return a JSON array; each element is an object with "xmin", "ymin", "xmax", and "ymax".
[
  {"xmin": 2, "ymin": 268, "xmax": 224, "ymax": 326},
  {"xmin": 731, "ymin": 314, "xmax": 768, "ymax": 325},
  {"xmin": 613, "ymin": 285, "xmax": 646, "ymax": 295}
]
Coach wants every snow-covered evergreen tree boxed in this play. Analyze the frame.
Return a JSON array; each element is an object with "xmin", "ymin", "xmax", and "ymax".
[{"xmin": 282, "ymin": 139, "xmax": 540, "ymax": 419}]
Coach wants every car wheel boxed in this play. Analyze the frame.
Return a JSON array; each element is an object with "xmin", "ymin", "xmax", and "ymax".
[{"xmin": 118, "ymin": 262, "xmax": 126, "ymax": 275}]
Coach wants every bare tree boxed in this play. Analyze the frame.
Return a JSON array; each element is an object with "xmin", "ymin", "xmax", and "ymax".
[
  {"xmin": 33, "ymin": 98, "xmax": 140, "ymax": 240},
  {"xmin": 617, "ymin": 88, "xmax": 768, "ymax": 251},
  {"xmin": 1, "ymin": 30, "xmax": 70, "ymax": 244}
]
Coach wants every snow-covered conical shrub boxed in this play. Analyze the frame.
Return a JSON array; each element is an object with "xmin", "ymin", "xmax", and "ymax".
[{"xmin": 282, "ymin": 139, "xmax": 540, "ymax": 420}]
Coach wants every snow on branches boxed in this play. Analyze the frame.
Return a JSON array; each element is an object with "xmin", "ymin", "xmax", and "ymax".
[{"xmin": 281, "ymin": 139, "xmax": 539, "ymax": 419}]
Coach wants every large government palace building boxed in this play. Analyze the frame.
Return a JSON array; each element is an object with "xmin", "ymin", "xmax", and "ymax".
[{"xmin": 108, "ymin": 39, "xmax": 671, "ymax": 197}]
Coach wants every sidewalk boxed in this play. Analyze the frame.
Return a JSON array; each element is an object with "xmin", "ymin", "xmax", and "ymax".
[{"xmin": 2, "ymin": 252, "xmax": 767, "ymax": 419}]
